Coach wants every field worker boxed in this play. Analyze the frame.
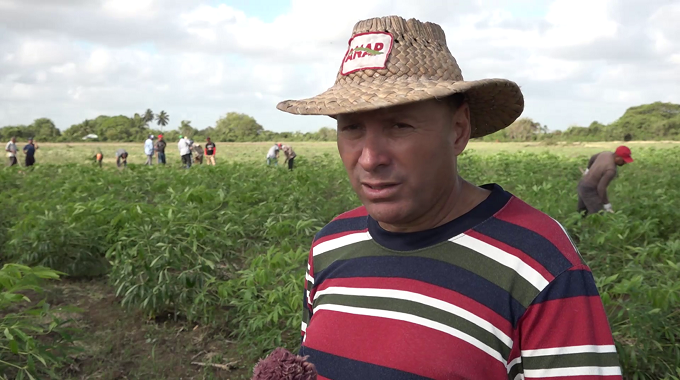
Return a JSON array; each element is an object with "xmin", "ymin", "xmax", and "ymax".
[
  {"xmin": 276, "ymin": 16, "xmax": 621, "ymax": 379},
  {"xmin": 281, "ymin": 143, "xmax": 296, "ymax": 170},
  {"xmin": 115, "ymin": 149, "xmax": 128, "ymax": 168},
  {"xmin": 266, "ymin": 143, "xmax": 281, "ymax": 166},
  {"xmin": 178, "ymin": 135, "xmax": 192, "ymax": 169},
  {"xmin": 205, "ymin": 137, "xmax": 216, "ymax": 165},
  {"xmin": 144, "ymin": 134, "xmax": 155, "ymax": 165},
  {"xmin": 155, "ymin": 134, "xmax": 167, "ymax": 165},
  {"xmin": 578, "ymin": 145, "xmax": 634, "ymax": 216},
  {"xmin": 93, "ymin": 148, "xmax": 104, "ymax": 167},
  {"xmin": 5, "ymin": 136, "xmax": 18, "ymax": 166},
  {"xmin": 22, "ymin": 137, "xmax": 39, "ymax": 167},
  {"xmin": 192, "ymin": 142, "xmax": 204, "ymax": 165}
]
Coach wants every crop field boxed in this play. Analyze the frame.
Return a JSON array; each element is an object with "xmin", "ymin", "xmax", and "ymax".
[
  {"xmin": 1, "ymin": 142, "xmax": 680, "ymax": 379},
  {"xmin": 19, "ymin": 140, "xmax": 680, "ymax": 166}
]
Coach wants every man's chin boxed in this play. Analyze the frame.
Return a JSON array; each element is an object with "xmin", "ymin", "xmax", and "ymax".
[{"xmin": 363, "ymin": 202, "xmax": 411, "ymax": 226}]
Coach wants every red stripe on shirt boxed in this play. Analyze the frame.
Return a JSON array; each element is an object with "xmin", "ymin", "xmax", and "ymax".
[
  {"xmin": 466, "ymin": 229, "xmax": 556, "ymax": 282},
  {"xmin": 519, "ymin": 296, "xmax": 616, "ymax": 349},
  {"xmin": 495, "ymin": 198, "xmax": 583, "ymax": 266},
  {"xmin": 332, "ymin": 206, "xmax": 368, "ymax": 221},
  {"xmin": 314, "ymin": 276, "xmax": 513, "ymax": 337},
  {"xmin": 304, "ymin": 311, "xmax": 508, "ymax": 380}
]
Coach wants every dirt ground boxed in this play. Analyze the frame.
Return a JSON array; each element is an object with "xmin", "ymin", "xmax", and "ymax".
[{"xmin": 43, "ymin": 279, "xmax": 253, "ymax": 380}]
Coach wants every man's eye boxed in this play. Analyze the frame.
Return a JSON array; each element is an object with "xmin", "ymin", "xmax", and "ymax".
[
  {"xmin": 394, "ymin": 123, "xmax": 413, "ymax": 129},
  {"xmin": 341, "ymin": 125, "xmax": 360, "ymax": 132}
]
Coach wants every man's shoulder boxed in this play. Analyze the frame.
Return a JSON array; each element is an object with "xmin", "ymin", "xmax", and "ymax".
[
  {"xmin": 312, "ymin": 206, "xmax": 369, "ymax": 246},
  {"xmin": 476, "ymin": 196, "xmax": 585, "ymax": 274}
]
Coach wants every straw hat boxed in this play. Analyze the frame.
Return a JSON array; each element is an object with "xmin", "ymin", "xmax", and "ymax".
[{"xmin": 276, "ymin": 16, "xmax": 524, "ymax": 138}]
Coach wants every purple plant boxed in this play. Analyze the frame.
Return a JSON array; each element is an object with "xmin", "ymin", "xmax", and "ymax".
[{"xmin": 252, "ymin": 347, "xmax": 318, "ymax": 380}]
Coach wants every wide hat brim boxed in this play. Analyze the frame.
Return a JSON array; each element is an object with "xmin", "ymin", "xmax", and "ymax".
[
  {"xmin": 276, "ymin": 16, "xmax": 524, "ymax": 138},
  {"xmin": 277, "ymin": 77, "xmax": 523, "ymax": 139}
]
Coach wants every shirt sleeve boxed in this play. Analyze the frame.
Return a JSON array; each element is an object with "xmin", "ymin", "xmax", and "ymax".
[
  {"xmin": 300, "ymin": 243, "xmax": 315, "ymax": 351},
  {"xmin": 510, "ymin": 265, "xmax": 622, "ymax": 379},
  {"xmin": 597, "ymin": 170, "xmax": 616, "ymax": 204}
]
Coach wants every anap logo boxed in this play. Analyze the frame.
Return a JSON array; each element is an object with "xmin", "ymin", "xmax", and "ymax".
[{"xmin": 341, "ymin": 32, "xmax": 393, "ymax": 75}]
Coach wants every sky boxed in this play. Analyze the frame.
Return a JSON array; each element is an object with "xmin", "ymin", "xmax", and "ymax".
[{"xmin": 1, "ymin": 0, "xmax": 679, "ymax": 134}]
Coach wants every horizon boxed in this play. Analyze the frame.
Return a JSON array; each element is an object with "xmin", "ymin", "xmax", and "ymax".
[{"xmin": 1, "ymin": 0, "xmax": 679, "ymax": 133}]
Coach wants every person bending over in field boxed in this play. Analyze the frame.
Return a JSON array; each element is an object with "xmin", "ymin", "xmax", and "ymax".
[
  {"xmin": 205, "ymin": 137, "xmax": 216, "ymax": 166},
  {"xmin": 281, "ymin": 144, "xmax": 296, "ymax": 171},
  {"xmin": 5, "ymin": 136, "xmax": 18, "ymax": 167},
  {"xmin": 115, "ymin": 149, "xmax": 128, "ymax": 168},
  {"xmin": 22, "ymin": 137, "xmax": 38, "ymax": 167},
  {"xmin": 266, "ymin": 143, "xmax": 280, "ymax": 166},
  {"xmin": 192, "ymin": 142, "xmax": 204, "ymax": 165},
  {"xmin": 578, "ymin": 145, "xmax": 633, "ymax": 216},
  {"xmin": 276, "ymin": 15, "xmax": 622, "ymax": 379},
  {"xmin": 93, "ymin": 148, "xmax": 104, "ymax": 167}
]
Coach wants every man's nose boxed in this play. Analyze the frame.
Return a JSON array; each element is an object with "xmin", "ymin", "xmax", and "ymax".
[{"xmin": 357, "ymin": 129, "xmax": 391, "ymax": 172}]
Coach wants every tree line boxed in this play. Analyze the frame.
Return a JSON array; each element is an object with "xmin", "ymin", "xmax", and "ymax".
[
  {"xmin": 0, "ymin": 110, "xmax": 337, "ymax": 143},
  {"xmin": 476, "ymin": 102, "xmax": 680, "ymax": 142},
  {"xmin": 2, "ymin": 102, "xmax": 678, "ymax": 143}
]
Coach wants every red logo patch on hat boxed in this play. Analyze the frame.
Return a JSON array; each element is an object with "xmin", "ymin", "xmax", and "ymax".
[{"xmin": 341, "ymin": 32, "xmax": 393, "ymax": 76}]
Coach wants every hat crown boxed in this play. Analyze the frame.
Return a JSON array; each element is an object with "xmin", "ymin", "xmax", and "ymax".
[{"xmin": 335, "ymin": 16, "xmax": 463, "ymax": 86}]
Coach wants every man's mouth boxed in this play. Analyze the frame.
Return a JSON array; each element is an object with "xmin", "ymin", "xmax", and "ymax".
[
  {"xmin": 360, "ymin": 182, "xmax": 400, "ymax": 199},
  {"xmin": 363, "ymin": 183, "xmax": 397, "ymax": 190}
]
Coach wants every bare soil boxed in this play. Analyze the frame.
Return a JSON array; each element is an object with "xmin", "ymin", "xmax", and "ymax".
[{"xmin": 42, "ymin": 279, "xmax": 253, "ymax": 380}]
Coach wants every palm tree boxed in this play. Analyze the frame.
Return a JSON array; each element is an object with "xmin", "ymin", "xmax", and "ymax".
[
  {"xmin": 143, "ymin": 109, "xmax": 154, "ymax": 125},
  {"xmin": 179, "ymin": 120, "xmax": 194, "ymax": 137},
  {"xmin": 155, "ymin": 111, "xmax": 169, "ymax": 132}
]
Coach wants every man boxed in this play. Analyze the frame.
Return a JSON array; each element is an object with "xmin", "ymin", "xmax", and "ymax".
[
  {"xmin": 192, "ymin": 142, "xmax": 204, "ymax": 165},
  {"xmin": 5, "ymin": 136, "xmax": 18, "ymax": 166},
  {"xmin": 205, "ymin": 137, "xmax": 216, "ymax": 166},
  {"xmin": 23, "ymin": 137, "xmax": 39, "ymax": 167},
  {"xmin": 578, "ymin": 146, "xmax": 633, "ymax": 216},
  {"xmin": 266, "ymin": 143, "xmax": 280, "ymax": 166},
  {"xmin": 276, "ymin": 16, "xmax": 622, "ymax": 379},
  {"xmin": 155, "ymin": 134, "xmax": 167, "ymax": 165},
  {"xmin": 178, "ymin": 135, "xmax": 192, "ymax": 169},
  {"xmin": 115, "ymin": 149, "xmax": 128, "ymax": 168},
  {"xmin": 281, "ymin": 143, "xmax": 296, "ymax": 170},
  {"xmin": 144, "ymin": 134, "xmax": 155, "ymax": 165}
]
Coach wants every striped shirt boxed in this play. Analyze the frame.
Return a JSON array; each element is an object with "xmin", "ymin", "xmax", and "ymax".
[{"xmin": 300, "ymin": 184, "xmax": 622, "ymax": 380}]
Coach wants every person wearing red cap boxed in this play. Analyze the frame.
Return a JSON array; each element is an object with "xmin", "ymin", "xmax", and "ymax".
[
  {"xmin": 155, "ymin": 134, "xmax": 167, "ymax": 165},
  {"xmin": 578, "ymin": 145, "xmax": 634, "ymax": 215}
]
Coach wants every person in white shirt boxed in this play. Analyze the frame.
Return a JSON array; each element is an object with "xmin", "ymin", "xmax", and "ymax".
[
  {"xmin": 144, "ymin": 135, "xmax": 155, "ymax": 165},
  {"xmin": 178, "ymin": 135, "xmax": 192, "ymax": 169},
  {"xmin": 266, "ymin": 143, "xmax": 281, "ymax": 166},
  {"xmin": 5, "ymin": 136, "xmax": 18, "ymax": 167}
]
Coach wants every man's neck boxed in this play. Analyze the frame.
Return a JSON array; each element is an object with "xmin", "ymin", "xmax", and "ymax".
[{"xmin": 378, "ymin": 177, "xmax": 491, "ymax": 233}]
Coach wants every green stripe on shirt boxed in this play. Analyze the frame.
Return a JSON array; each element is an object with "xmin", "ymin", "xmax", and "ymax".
[
  {"xmin": 314, "ymin": 293, "xmax": 513, "ymax": 359},
  {"xmin": 313, "ymin": 240, "xmax": 540, "ymax": 307}
]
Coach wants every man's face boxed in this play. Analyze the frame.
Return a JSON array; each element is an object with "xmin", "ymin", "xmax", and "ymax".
[
  {"xmin": 336, "ymin": 98, "xmax": 471, "ymax": 227},
  {"xmin": 614, "ymin": 156, "xmax": 627, "ymax": 166},
  {"xmin": 11, "ymin": 137, "xmax": 15, "ymax": 143}
]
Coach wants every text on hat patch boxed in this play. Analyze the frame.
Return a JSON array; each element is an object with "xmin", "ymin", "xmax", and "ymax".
[{"xmin": 341, "ymin": 32, "xmax": 393, "ymax": 76}]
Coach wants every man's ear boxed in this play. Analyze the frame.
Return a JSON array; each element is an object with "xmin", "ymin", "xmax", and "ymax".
[{"xmin": 452, "ymin": 102, "xmax": 472, "ymax": 156}]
